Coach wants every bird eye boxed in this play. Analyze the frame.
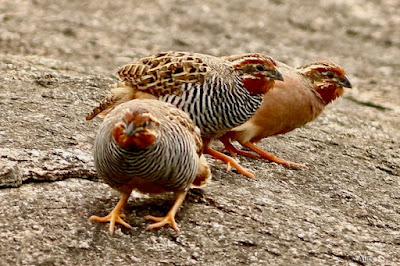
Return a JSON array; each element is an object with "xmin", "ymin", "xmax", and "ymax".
[
  {"xmin": 326, "ymin": 72, "xmax": 334, "ymax": 78},
  {"xmin": 256, "ymin": 64, "xmax": 265, "ymax": 71}
]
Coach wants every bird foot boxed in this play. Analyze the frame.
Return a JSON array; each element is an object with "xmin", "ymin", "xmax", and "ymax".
[
  {"xmin": 226, "ymin": 162, "xmax": 232, "ymax": 172},
  {"xmin": 145, "ymin": 214, "xmax": 179, "ymax": 232},
  {"xmin": 221, "ymin": 161, "xmax": 255, "ymax": 177},
  {"xmin": 206, "ymin": 147, "xmax": 255, "ymax": 179},
  {"xmin": 279, "ymin": 161, "xmax": 308, "ymax": 170},
  {"xmin": 219, "ymin": 136, "xmax": 261, "ymax": 159},
  {"xmin": 144, "ymin": 191, "xmax": 187, "ymax": 232},
  {"xmin": 219, "ymin": 147, "xmax": 237, "ymax": 157},
  {"xmin": 241, "ymin": 142, "xmax": 308, "ymax": 170},
  {"xmin": 89, "ymin": 210, "xmax": 132, "ymax": 235}
]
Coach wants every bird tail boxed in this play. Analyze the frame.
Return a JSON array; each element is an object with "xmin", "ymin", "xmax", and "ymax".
[
  {"xmin": 85, "ymin": 82, "xmax": 156, "ymax": 120},
  {"xmin": 191, "ymin": 154, "xmax": 212, "ymax": 188}
]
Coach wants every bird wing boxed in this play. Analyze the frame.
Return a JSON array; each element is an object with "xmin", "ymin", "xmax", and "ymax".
[
  {"xmin": 86, "ymin": 51, "xmax": 233, "ymax": 121},
  {"xmin": 118, "ymin": 51, "xmax": 215, "ymax": 98}
]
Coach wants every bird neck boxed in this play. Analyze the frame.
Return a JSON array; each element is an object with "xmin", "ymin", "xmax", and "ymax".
[
  {"xmin": 242, "ymin": 74, "xmax": 274, "ymax": 95},
  {"xmin": 313, "ymin": 82, "xmax": 344, "ymax": 105}
]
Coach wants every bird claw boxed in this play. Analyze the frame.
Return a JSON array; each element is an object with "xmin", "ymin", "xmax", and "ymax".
[
  {"xmin": 246, "ymin": 168, "xmax": 255, "ymax": 176},
  {"xmin": 205, "ymin": 147, "xmax": 256, "ymax": 179},
  {"xmin": 240, "ymin": 168, "xmax": 255, "ymax": 179},
  {"xmin": 240, "ymin": 142, "xmax": 308, "ymax": 170},
  {"xmin": 215, "ymin": 156, "xmax": 254, "ymax": 178},
  {"xmin": 216, "ymin": 160, "xmax": 232, "ymax": 172},
  {"xmin": 145, "ymin": 214, "xmax": 179, "ymax": 232},
  {"xmin": 89, "ymin": 211, "xmax": 132, "ymax": 235},
  {"xmin": 285, "ymin": 162, "xmax": 308, "ymax": 170},
  {"xmin": 226, "ymin": 162, "xmax": 232, "ymax": 172}
]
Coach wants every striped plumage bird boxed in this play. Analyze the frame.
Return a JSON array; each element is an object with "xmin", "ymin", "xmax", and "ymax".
[
  {"xmin": 219, "ymin": 58, "xmax": 352, "ymax": 168},
  {"xmin": 89, "ymin": 99, "xmax": 211, "ymax": 234},
  {"xmin": 86, "ymin": 51, "xmax": 283, "ymax": 178}
]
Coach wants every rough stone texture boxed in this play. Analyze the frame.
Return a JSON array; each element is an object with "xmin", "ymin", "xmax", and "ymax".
[
  {"xmin": 0, "ymin": 0, "xmax": 399, "ymax": 265},
  {"xmin": 0, "ymin": 148, "xmax": 97, "ymax": 186},
  {"xmin": 0, "ymin": 160, "xmax": 22, "ymax": 187}
]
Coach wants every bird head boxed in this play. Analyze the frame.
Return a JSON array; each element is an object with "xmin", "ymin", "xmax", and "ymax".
[
  {"xmin": 112, "ymin": 110, "xmax": 160, "ymax": 149},
  {"xmin": 230, "ymin": 54, "xmax": 284, "ymax": 95},
  {"xmin": 298, "ymin": 61, "xmax": 352, "ymax": 105}
]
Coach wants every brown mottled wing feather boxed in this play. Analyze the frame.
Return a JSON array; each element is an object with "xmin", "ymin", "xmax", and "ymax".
[
  {"xmin": 118, "ymin": 51, "xmax": 210, "ymax": 98},
  {"xmin": 86, "ymin": 51, "xmax": 227, "ymax": 121},
  {"xmin": 85, "ymin": 82, "xmax": 154, "ymax": 120},
  {"xmin": 86, "ymin": 93, "xmax": 115, "ymax": 120}
]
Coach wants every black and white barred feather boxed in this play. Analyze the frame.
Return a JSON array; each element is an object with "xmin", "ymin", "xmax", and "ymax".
[
  {"xmin": 94, "ymin": 100, "xmax": 202, "ymax": 193},
  {"xmin": 160, "ymin": 74, "xmax": 263, "ymax": 139}
]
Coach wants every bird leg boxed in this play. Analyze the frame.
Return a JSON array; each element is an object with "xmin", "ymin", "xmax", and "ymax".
[
  {"xmin": 240, "ymin": 141, "xmax": 308, "ymax": 169},
  {"xmin": 145, "ymin": 191, "xmax": 187, "ymax": 232},
  {"xmin": 88, "ymin": 191, "xmax": 133, "ymax": 235},
  {"xmin": 204, "ymin": 146, "xmax": 255, "ymax": 179},
  {"xmin": 219, "ymin": 135, "xmax": 262, "ymax": 159}
]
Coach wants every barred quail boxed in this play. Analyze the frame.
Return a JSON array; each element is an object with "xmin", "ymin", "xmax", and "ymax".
[
  {"xmin": 88, "ymin": 99, "xmax": 211, "ymax": 234},
  {"xmin": 219, "ymin": 58, "xmax": 352, "ymax": 168},
  {"xmin": 86, "ymin": 51, "xmax": 283, "ymax": 178}
]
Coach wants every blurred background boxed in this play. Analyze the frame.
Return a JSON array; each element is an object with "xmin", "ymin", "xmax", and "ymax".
[{"xmin": 1, "ymin": 0, "xmax": 399, "ymax": 107}]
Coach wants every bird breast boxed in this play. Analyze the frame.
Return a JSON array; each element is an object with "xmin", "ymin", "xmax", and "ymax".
[
  {"xmin": 246, "ymin": 74, "xmax": 326, "ymax": 139},
  {"xmin": 94, "ymin": 119, "xmax": 199, "ymax": 194}
]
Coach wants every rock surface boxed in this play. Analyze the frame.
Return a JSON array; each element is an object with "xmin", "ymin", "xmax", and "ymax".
[{"xmin": 0, "ymin": 0, "xmax": 399, "ymax": 265}]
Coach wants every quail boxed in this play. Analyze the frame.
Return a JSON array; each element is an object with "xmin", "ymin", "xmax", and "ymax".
[
  {"xmin": 88, "ymin": 99, "xmax": 211, "ymax": 234},
  {"xmin": 87, "ymin": 51, "xmax": 283, "ymax": 178},
  {"xmin": 219, "ymin": 58, "xmax": 351, "ymax": 168}
]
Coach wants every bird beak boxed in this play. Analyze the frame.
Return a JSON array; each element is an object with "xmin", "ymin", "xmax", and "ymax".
[
  {"xmin": 268, "ymin": 68, "xmax": 284, "ymax": 81},
  {"xmin": 124, "ymin": 122, "xmax": 136, "ymax": 136},
  {"xmin": 338, "ymin": 76, "xmax": 352, "ymax": 88}
]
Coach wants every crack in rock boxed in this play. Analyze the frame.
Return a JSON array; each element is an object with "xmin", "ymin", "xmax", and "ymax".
[{"xmin": 0, "ymin": 148, "xmax": 97, "ymax": 188}]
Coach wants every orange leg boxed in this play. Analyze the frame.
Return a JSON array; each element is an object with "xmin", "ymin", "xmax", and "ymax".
[
  {"xmin": 145, "ymin": 191, "xmax": 187, "ymax": 232},
  {"xmin": 89, "ymin": 191, "xmax": 133, "ymax": 235},
  {"xmin": 204, "ymin": 145, "xmax": 255, "ymax": 179},
  {"xmin": 241, "ymin": 141, "xmax": 308, "ymax": 169},
  {"xmin": 219, "ymin": 135, "xmax": 261, "ymax": 159}
]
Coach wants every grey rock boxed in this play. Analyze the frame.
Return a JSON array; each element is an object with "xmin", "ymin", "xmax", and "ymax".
[{"xmin": 0, "ymin": 161, "xmax": 22, "ymax": 187}]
